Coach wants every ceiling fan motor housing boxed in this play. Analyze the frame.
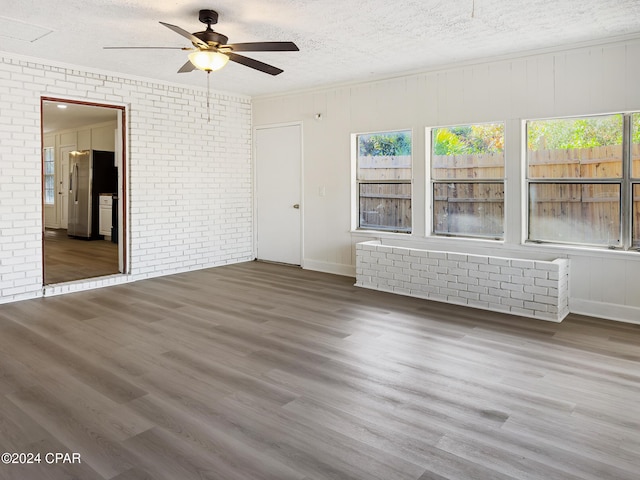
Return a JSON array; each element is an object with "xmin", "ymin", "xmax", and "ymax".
[{"xmin": 193, "ymin": 30, "xmax": 229, "ymax": 47}]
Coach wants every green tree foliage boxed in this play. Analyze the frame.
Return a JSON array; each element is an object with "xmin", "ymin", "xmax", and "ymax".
[
  {"xmin": 527, "ymin": 114, "xmax": 623, "ymax": 151},
  {"xmin": 433, "ymin": 123, "xmax": 503, "ymax": 155},
  {"xmin": 358, "ymin": 131, "xmax": 411, "ymax": 156},
  {"xmin": 634, "ymin": 113, "xmax": 640, "ymax": 145}
]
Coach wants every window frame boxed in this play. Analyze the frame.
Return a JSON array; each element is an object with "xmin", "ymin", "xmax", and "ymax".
[
  {"xmin": 353, "ymin": 129, "xmax": 413, "ymax": 234},
  {"xmin": 630, "ymin": 113, "xmax": 640, "ymax": 249},
  {"xmin": 43, "ymin": 146, "xmax": 55, "ymax": 205},
  {"xmin": 633, "ymin": 183, "xmax": 640, "ymax": 248},
  {"xmin": 427, "ymin": 121, "xmax": 506, "ymax": 241},
  {"xmin": 524, "ymin": 112, "xmax": 638, "ymax": 251}
]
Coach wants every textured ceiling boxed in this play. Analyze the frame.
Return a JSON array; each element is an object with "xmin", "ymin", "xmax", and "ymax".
[
  {"xmin": 1, "ymin": 0, "xmax": 640, "ymax": 97},
  {"xmin": 42, "ymin": 100, "xmax": 118, "ymax": 134}
]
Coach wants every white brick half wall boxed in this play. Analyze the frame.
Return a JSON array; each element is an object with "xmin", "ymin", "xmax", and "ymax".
[
  {"xmin": 355, "ymin": 241, "xmax": 570, "ymax": 322},
  {"xmin": 0, "ymin": 54, "xmax": 253, "ymax": 304}
]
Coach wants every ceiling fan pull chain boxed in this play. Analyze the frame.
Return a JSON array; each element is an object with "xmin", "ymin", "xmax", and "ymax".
[{"xmin": 207, "ymin": 70, "xmax": 211, "ymax": 123}]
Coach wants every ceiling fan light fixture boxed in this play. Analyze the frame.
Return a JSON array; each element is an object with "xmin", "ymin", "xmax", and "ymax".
[{"xmin": 188, "ymin": 50, "xmax": 229, "ymax": 71}]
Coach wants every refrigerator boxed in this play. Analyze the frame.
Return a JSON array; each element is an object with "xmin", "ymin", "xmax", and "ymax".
[{"xmin": 68, "ymin": 150, "xmax": 117, "ymax": 239}]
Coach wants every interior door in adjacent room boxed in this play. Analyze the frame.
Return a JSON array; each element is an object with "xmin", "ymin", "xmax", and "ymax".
[
  {"xmin": 255, "ymin": 123, "xmax": 302, "ymax": 265},
  {"xmin": 59, "ymin": 145, "xmax": 72, "ymax": 229}
]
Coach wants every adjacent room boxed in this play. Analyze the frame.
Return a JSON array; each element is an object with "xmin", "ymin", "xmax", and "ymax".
[
  {"xmin": 0, "ymin": 1, "xmax": 639, "ymax": 479},
  {"xmin": 41, "ymin": 100, "xmax": 123, "ymax": 284}
]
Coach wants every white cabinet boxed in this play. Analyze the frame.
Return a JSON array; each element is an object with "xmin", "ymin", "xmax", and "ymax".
[{"xmin": 99, "ymin": 195, "xmax": 113, "ymax": 237}]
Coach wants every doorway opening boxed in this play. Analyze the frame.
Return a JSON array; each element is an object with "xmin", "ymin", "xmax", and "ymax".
[{"xmin": 41, "ymin": 98, "xmax": 127, "ymax": 285}]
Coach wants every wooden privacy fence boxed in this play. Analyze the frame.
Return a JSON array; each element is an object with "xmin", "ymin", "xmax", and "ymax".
[
  {"xmin": 529, "ymin": 183, "xmax": 621, "ymax": 244},
  {"xmin": 360, "ymin": 147, "xmax": 640, "ymax": 243},
  {"xmin": 359, "ymin": 183, "xmax": 411, "ymax": 232},
  {"xmin": 529, "ymin": 145, "xmax": 623, "ymax": 178},
  {"xmin": 358, "ymin": 155, "xmax": 411, "ymax": 180},
  {"xmin": 358, "ymin": 155, "xmax": 411, "ymax": 231},
  {"xmin": 432, "ymin": 182, "xmax": 504, "ymax": 237},
  {"xmin": 431, "ymin": 152, "xmax": 505, "ymax": 237},
  {"xmin": 527, "ymin": 145, "xmax": 640, "ymax": 245},
  {"xmin": 432, "ymin": 152, "xmax": 504, "ymax": 179}
]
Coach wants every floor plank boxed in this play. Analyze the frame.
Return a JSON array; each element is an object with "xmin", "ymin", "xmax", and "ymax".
[
  {"xmin": 44, "ymin": 228, "xmax": 119, "ymax": 285},
  {"xmin": 0, "ymin": 260, "xmax": 639, "ymax": 479}
]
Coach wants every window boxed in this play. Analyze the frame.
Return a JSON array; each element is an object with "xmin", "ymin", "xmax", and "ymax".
[
  {"xmin": 429, "ymin": 122, "xmax": 505, "ymax": 239},
  {"xmin": 43, "ymin": 147, "xmax": 55, "ymax": 205},
  {"xmin": 356, "ymin": 130, "xmax": 412, "ymax": 233},
  {"xmin": 525, "ymin": 113, "xmax": 639, "ymax": 248}
]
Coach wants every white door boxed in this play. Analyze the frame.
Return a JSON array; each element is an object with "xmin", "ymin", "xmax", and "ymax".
[
  {"xmin": 255, "ymin": 124, "xmax": 302, "ymax": 265},
  {"xmin": 59, "ymin": 146, "xmax": 74, "ymax": 229}
]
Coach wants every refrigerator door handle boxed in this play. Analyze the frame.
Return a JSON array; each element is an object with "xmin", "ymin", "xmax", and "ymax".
[{"xmin": 73, "ymin": 165, "xmax": 79, "ymax": 203}]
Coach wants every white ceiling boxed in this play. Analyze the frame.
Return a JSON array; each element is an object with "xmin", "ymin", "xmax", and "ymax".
[
  {"xmin": 42, "ymin": 101, "xmax": 118, "ymax": 134},
  {"xmin": 2, "ymin": 0, "xmax": 640, "ymax": 97}
]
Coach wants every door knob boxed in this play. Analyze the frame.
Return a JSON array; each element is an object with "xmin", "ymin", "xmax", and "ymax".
[{"xmin": 293, "ymin": 204, "xmax": 300, "ymax": 209}]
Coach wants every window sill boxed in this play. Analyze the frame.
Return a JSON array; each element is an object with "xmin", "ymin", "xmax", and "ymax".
[
  {"xmin": 350, "ymin": 229, "xmax": 412, "ymax": 239},
  {"xmin": 521, "ymin": 241, "xmax": 640, "ymax": 259},
  {"xmin": 351, "ymin": 231, "xmax": 640, "ymax": 262}
]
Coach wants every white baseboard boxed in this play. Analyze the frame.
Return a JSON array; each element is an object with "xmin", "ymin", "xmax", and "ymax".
[
  {"xmin": 569, "ymin": 299, "xmax": 640, "ymax": 325},
  {"xmin": 303, "ymin": 259, "xmax": 355, "ymax": 277},
  {"xmin": 43, "ymin": 273, "xmax": 132, "ymax": 297}
]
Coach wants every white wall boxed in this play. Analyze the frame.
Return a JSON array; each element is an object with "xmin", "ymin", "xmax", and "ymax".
[
  {"xmin": 0, "ymin": 54, "xmax": 253, "ymax": 303},
  {"xmin": 253, "ymin": 37, "xmax": 640, "ymax": 324}
]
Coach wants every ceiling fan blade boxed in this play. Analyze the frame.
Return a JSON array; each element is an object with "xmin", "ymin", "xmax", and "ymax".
[
  {"xmin": 177, "ymin": 60, "xmax": 196, "ymax": 73},
  {"xmin": 221, "ymin": 41, "xmax": 299, "ymax": 52},
  {"xmin": 227, "ymin": 52, "xmax": 283, "ymax": 76},
  {"xmin": 103, "ymin": 46, "xmax": 190, "ymax": 50},
  {"xmin": 159, "ymin": 21, "xmax": 209, "ymax": 49}
]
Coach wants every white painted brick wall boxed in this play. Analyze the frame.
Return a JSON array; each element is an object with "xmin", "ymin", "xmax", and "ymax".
[
  {"xmin": 355, "ymin": 241, "xmax": 570, "ymax": 322},
  {"xmin": 0, "ymin": 55, "xmax": 253, "ymax": 304}
]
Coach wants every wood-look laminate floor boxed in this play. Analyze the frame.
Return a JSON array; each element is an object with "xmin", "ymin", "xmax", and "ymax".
[
  {"xmin": 0, "ymin": 261, "xmax": 639, "ymax": 480},
  {"xmin": 44, "ymin": 229, "xmax": 119, "ymax": 285}
]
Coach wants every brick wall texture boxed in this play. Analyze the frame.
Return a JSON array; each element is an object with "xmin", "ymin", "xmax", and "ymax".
[
  {"xmin": 356, "ymin": 241, "xmax": 570, "ymax": 322},
  {"xmin": 0, "ymin": 56, "xmax": 253, "ymax": 303}
]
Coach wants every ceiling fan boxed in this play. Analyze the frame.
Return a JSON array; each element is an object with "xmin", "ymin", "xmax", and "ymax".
[{"xmin": 104, "ymin": 9, "xmax": 299, "ymax": 76}]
